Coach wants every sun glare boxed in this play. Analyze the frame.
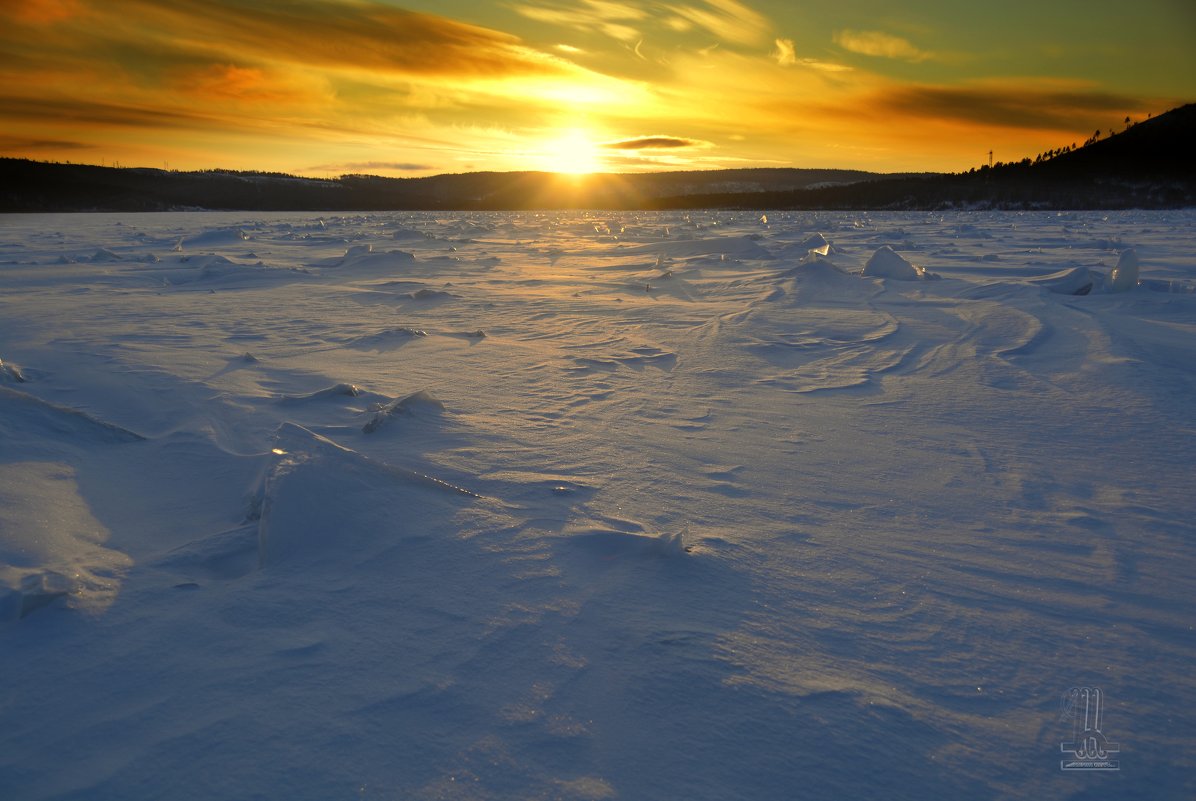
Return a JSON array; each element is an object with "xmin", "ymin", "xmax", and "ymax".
[{"xmin": 538, "ymin": 128, "xmax": 603, "ymax": 175}]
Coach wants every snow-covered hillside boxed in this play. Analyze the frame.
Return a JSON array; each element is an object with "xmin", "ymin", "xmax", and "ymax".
[{"xmin": 1, "ymin": 210, "xmax": 1194, "ymax": 800}]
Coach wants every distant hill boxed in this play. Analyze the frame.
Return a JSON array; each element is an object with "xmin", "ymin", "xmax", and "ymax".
[
  {"xmin": 1037, "ymin": 103, "xmax": 1196, "ymax": 181},
  {"xmin": 0, "ymin": 161, "xmax": 906, "ymax": 213},
  {"xmin": 1, "ymin": 103, "xmax": 1193, "ymax": 211}
]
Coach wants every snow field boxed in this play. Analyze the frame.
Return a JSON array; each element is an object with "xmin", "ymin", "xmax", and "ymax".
[{"xmin": 1, "ymin": 209, "xmax": 1194, "ymax": 800}]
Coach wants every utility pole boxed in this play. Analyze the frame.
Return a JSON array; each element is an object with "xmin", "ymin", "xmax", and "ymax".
[{"xmin": 988, "ymin": 150, "xmax": 993, "ymax": 169}]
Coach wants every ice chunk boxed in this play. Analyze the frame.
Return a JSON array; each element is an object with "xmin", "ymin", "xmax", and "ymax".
[
  {"xmin": 1109, "ymin": 248, "xmax": 1139, "ymax": 292},
  {"xmin": 0, "ymin": 358, "xmax": 26, "ymax": 383},
  {"xmin": 801, "ymin": 233, "xmax": 831, "ymax": 256}
]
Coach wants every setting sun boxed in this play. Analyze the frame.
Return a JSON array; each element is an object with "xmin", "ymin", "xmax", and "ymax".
[{"xmin": 537, "ymin": 128, "xmax": 604, "ymax": 175}]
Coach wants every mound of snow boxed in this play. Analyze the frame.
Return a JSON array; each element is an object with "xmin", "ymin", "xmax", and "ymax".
[
  {"xmin": 622, "ymin": 236, "xmax": 775, "ymax": 261},
  {"xmin": 332, "ymin": 246, "xmax": 417, "ymax": 270},
  {"xmin": 346, "ymin": 326, "xmax": 428, "ymax": 350},
  {"xmin": 90, "ymin": 247, "xmax": 122, "ymax": 262},
  {"xmin": 1139, "ymin": 278, "xmax": 1196, "ymax": 294},
  {"xmin": 392, "ymin": 228, "xmax": 427, "ymax": 240},
  {"xmin": 775, "ymin": 253, "xmax": 866, "ymax": 299},
  {"xmin": 0, "ymin": 572, "xmax": 74, "ymax": 622},
  {"xmin": 278, "ymin": 383, "xmax": 362, "ymax": 404},
  {"xmin": 0, "ymin": 386, "xmax": 144, "ymax": 443},
  {"xmin": 563, "ymin": 528, "xmax": 691, "ymax": 560},
  {"xmin": 341, "ymin": 244, "xmax": 373, "ymax": 262},
  {"xmin": 184, "ymin": 227, "xmax": 249, "ymax": 247},
  {"xmin": 362, "ymin": 390, "xmax": 446, "ymax": 433},
  {"xmin": 862, "ymin": 246, "xmax": 936, "ymax": 280},
  {"xmin": 0, "ymin": 461, "xmax": 133, "ymax": 621},
  {"xmin": 954, "ymin": 223, "xmax": 991, "ymax": 239},
  {"xmin": 1029, "ymin": 266, "xmax": 1100, "ymax": 296},
  {"xmin": 405, "ymin": 288, "xmax": 456, "ymax": 301},
  {"xmin": 144, "ymin": 255, "xmax": 305, "ymax": 287},
  {"xmin": 258, "ymin": 423, "xmax": 477, "ymax": 566},
  {"xmin": 197, "ymin": 258, "xmax": 259, "ymax": 280}
]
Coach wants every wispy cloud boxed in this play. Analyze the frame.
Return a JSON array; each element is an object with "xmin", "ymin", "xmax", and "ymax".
[
  {"xmin": 513, "ymin": 0, "xmax": 648, "ymax": 43},
  {"xmin": 514, "ymin": 0, "xmax": 773, "ymax": 47},
  {"xmin": 666, "ymin": 0, "xmax": 770, "ymax": 47},
  {"xmin": 771, "ymin": 38, "xmax": 852, "ymax": 72},
  {"xmin": 834, "ymin": 29, "xmax": 931, "ymax": 62},
  {"xmin": 773, "ymin": 38, "xmax": 796, "ymax": 66}
]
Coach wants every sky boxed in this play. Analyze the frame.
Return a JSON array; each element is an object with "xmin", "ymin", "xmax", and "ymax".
[{"xmin": 1, "ymin": 0, "xmax": 1194, "ymax": 177}]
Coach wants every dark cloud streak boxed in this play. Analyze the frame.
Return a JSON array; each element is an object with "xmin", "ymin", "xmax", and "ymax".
[
  {"xmin": 0, "ymin": 135, "xmax": 92, "ymax": 152},
  {"xmin": 876, "ymin": 85, "xmax": 1154, "ymax": 131},
  {"xmin": 603, "ymin": 136, "xmax": 705, "ymax": 150},
  {"xmin": 307, "ymin": 161, "xmax": 434, "ymax": 173},
  {"xmin": 0, "ymin": 96, "xmax": 223, "ymax": 129}
]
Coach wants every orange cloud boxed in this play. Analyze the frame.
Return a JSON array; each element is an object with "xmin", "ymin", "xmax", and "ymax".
[
  {"xmin": 4, "ymin": 0, "xmax": 83, "ymax": 24},
  {"xmin": 111, "ymin": 0, "xmax": 571, "ymax": 78},
  {"xmin": 175, "ymin": 64, "xmax": 331, "ymax": 106}
]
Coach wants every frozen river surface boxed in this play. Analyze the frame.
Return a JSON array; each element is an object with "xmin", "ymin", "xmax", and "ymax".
[{"xmin": 1, "ymin": 209, "xmax": 1194, "ymax": 800}]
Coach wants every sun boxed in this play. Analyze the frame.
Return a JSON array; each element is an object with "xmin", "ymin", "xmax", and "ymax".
[{"xmin": 538, "ymin": 128, "xmax": 604, "ymax": 175}]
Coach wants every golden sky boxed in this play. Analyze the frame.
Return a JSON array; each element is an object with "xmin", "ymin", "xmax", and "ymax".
[{"xmin": 1, "ymin": 0, "xmax": 1193, "ymax": 176}]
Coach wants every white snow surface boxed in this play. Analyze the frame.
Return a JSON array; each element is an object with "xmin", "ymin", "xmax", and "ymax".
[{"xmin": 1, "ymin": 210, "xmax": 1195, "ymax": 800}]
